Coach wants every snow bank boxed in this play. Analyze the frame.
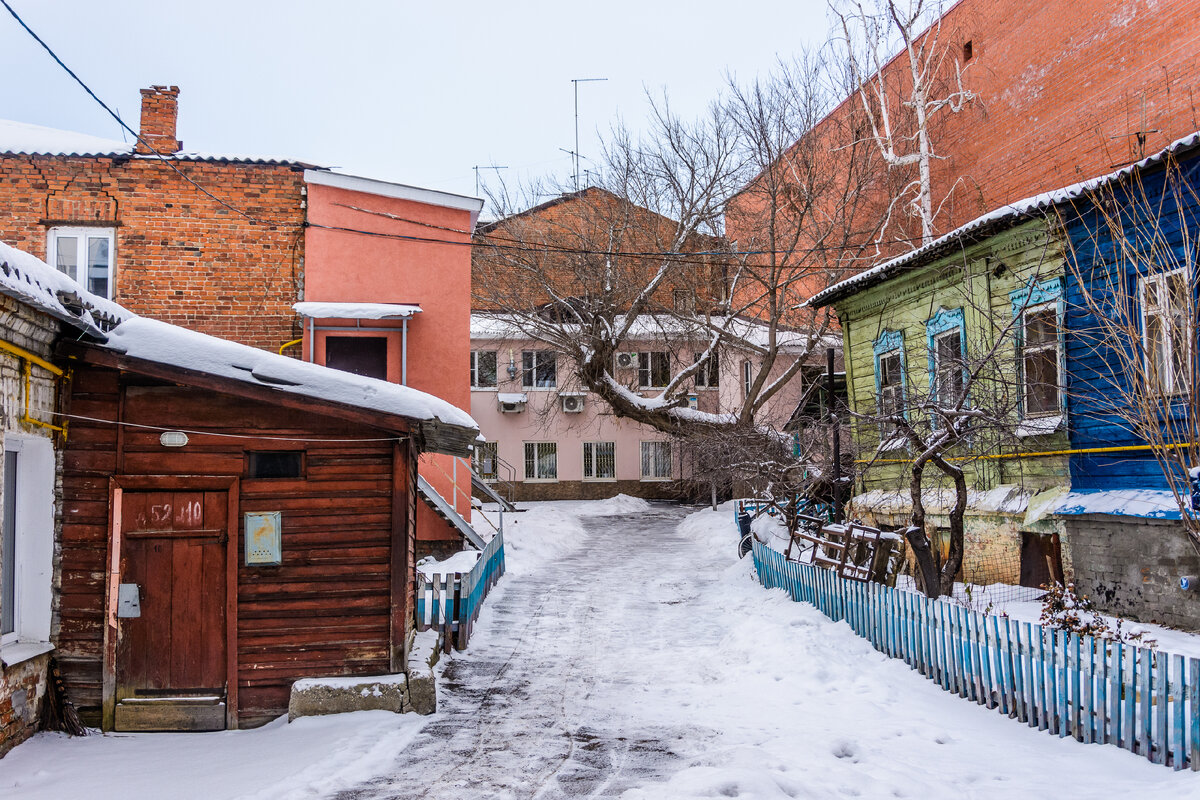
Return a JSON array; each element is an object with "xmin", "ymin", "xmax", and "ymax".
[
  {"xmin": 472, "ymin": 504, "xmax": 587, "ymax": 577},
  {"xmin": 0, "ymin": 711, "xmax": 425, "ymax": 800},
  {"xmin": 568, "ymin": 493, "xmax": 653, "ymax": 516}
]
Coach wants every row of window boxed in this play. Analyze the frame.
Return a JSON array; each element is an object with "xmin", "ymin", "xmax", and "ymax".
[
  {"xmin": 473, "ymin": 440, "xmax": 672, "ymax": 481},
  {"xmin": 471, "ymin": 349, "xmax": 726, "ymax": 391}
]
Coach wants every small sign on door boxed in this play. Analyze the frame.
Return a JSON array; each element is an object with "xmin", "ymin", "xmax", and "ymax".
[{"xmin": 244, "ymin": 511, "xmax": 282, "ymax": 566}]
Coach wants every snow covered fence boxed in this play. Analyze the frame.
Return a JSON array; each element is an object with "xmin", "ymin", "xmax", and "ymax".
[
  {"xmin": 416, "ymin": 531, "xmax": 505, "ymax": 652},
  {"xmin": 752, "ymin": 539, "xmax": 1200, "ymax": 771}
]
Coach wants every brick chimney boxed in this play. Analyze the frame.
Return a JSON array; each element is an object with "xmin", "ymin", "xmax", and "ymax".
[{"xmin": 135, "ymin": 85, "xmax": 181, "ymax": 155}]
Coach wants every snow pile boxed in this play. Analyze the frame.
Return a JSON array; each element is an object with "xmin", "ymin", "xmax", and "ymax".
[
  {"xmin": 293, "ymin": 302, "xmax": 421, "ymax": 320},
  {"xmin": 0, "ymin": 711, "xmax": 425, "ymax": 800},
  {"xmin": 1054, "ymin": 488, "xmax": 1182, "ymax": 519},
  {"xmin": 473, "ymin": 504, "xmax": 587, "ymax": 577},
  {"xmin": 569, "ymin": 493, "xmax": 653, "ymax": 516},
  {"xmin": 417, "ymin": 549, "xmax": 480, "ymax": 578}
]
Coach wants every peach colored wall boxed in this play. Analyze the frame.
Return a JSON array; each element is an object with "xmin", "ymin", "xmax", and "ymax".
[
  {"xmin": 470, "ymin": 337, "xmax": 812, "ymax": 488},
  {"xmin": 304, "ymin": 182, "xmax": 475, "ymax": 521}
]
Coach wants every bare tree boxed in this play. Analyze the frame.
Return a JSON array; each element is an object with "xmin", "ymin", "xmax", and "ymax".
[
  {"xmin": 473, "ymin": 54, "xmax": 886, "ymax": 444},
  {"xmin": 830, "ymin": 0, "xmax": 975, "ymax": 246},
  {"xmin": 1060, "ymin": 152, "xmax": 1200, "ymax": 551}
]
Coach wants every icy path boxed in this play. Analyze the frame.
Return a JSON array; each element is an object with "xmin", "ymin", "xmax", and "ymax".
[{"xmin": 336, "ymin": 504, "xmax": 1200, "ymax": 800}]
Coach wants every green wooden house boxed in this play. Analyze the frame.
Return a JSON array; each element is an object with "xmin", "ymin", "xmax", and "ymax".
[{"xmin": 808, "ymin": 216, "xmax": 1073, "ymax": 590}]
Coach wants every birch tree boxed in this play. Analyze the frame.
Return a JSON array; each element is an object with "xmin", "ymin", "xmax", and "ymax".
[{"xmin": 830, "ymin": 0, "xmax": 975, "ymax": 246}]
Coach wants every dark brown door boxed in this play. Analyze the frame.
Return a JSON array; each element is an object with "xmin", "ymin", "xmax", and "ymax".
[
  {"xmin": 114, "ymin": 490, "xmax": 228, "ymax": 731},
  {"xmin": 325, "ymin": 336, "xmax": 389, "ymax": 380}
]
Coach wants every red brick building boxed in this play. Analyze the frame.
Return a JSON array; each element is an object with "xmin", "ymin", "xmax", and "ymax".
[
  {"xmin": 728, "ymin": 0, "xmax": 1200, "ymax": 275},
  {"xmin": 0, "ymin": 86, "xmax": 310, "ymax": 352}
]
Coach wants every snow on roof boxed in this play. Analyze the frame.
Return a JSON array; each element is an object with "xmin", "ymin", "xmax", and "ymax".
[
  {"xmin": 104, "ymin": 317, "xmax": 477, "ymax": 433},
  {"xmin": 808, "ymin": 130, "xmax": 1200, "ymax": 308},
  {"xmin": 294, "ymin": 302, "xmax": 422, "ymax": 320},
  {"xmin": 0, "ymin": 118, "xmax": 319, "ymax": 167},
  {"xmin": 0, "ymin": 239, "xmax": 477, "ymax": 449},
  {"xmin": 0, "ymin": 240, "xmax": 129, "ymax": 335},
  {"xmin": 1053, "ymin": 489, "xmax": 1183, "ymax": 520},
  {"xmin": 469, "ymin": 312, "xmax": 832, "ymax": 352}
]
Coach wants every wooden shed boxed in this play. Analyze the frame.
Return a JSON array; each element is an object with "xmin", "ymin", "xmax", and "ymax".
[{"xmin": 52, "ymin": 318, "xmax": 477, "ymax": 731}]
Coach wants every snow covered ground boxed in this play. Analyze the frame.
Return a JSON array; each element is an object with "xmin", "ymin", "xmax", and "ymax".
[{"xmin": 4, "ymin": 498, "xmax": 1200, "ymax": 798}]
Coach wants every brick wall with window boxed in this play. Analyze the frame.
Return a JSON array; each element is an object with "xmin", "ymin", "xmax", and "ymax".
[{"xmin": 0, "ymin": 91, "xmax": 308, "ymax": 353}]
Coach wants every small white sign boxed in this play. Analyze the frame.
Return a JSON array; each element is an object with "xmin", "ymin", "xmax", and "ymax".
[{"xmin": 244, "ymin": 512, "xmax": 282, "ymax": 566}]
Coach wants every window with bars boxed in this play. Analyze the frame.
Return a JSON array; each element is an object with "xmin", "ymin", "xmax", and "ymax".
[
  {"xmin": 640, "ymin": 441, "xmax": 672, "ymax": 479},
  {"xmin": 522, "ymin": 351, "xmax": 557, "ymax": 389},
  {"xmin": 523, "ymin": 442, "xmax": 558, "ymax": 480},
  {"xmin": 1140, "ymin": 269, "xmax": 1191, "ymax": 396},
  {"xmin": 638, "ymin": 352, "xmax": 670, "ymax": 388},
  {"xmin": 1021, "ymin": 304, "xmax": 1061, "ymax": 416},
  {"xmin": 48, "ymin": 227, "xmax": 115, "ymax": 299},
  {"xmin": 583, "ymin": 441, "xmax": 616, "ymax": 480},
  {"xmin": 694, "ymin": 351, "xmax": 720, "ymax": 388},
  {"xmin": 932, "ymin": 329, "xmax": 966, "ymax": 409},
  {"xmin": 474, "ymin": 441, "xmax": 499, "ymax": 479},
  {"xmin": 471, "ymin": 350, "xmax": 498, "ymax": 388}
]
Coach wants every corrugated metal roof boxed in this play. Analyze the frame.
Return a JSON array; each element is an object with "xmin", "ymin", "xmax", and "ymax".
[
  {"xmin": 0, "ymin": 118, "xmax": 321, "ymax": 167},
  {"xmin": 807, "ymin": 130, "xmax": 1200, "ymax": 309}
]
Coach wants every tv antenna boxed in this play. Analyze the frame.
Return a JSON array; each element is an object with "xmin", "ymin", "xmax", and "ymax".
[
  {"xmin": 473, "ymin": 164, "xmax": 509, "ymax": 196},
  {"xmin": 571, "ymin": 77, "xmax": 607, "ymax": 191}
]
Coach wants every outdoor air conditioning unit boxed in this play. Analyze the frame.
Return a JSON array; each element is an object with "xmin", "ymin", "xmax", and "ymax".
[
  {"xmin": 560, "ymin": 394, "xmax": 585, "ymax": 414},
  {"xmin": 497, "ymin": 393, "xmax": 528, "ymax": 413},
  {"xmin": 615, "ymin": 352, "xmax": 638, "ymax": 370}
]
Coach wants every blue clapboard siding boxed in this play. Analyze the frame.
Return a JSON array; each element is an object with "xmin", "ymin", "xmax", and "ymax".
[
  {"xmin": 752, "ymin": 538, "xmax": 1200, "ymax": 770},
  {"xmin": 1062, "ymin": 146, "xmax": 1200, "ymax": 490}
]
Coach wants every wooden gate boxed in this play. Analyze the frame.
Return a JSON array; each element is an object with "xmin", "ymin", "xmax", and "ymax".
[{"xmin": 105, "ymin": 479, "xmax": 238, "ymax": 731}]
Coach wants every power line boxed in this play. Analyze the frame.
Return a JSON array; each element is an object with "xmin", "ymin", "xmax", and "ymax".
[{"xmin": 0, "ymin": 0, "xmax": 266, "ymax": 225}]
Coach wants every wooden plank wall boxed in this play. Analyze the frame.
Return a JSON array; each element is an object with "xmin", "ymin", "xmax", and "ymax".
[{"xmin": 57, "ymin": 364, "xmax": 412, "ymax": 726}]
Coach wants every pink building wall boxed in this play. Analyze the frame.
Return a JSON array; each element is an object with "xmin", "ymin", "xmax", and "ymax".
[{"xmin": 303, "ymin": 172, "xmax": 482, "ymax": 549}]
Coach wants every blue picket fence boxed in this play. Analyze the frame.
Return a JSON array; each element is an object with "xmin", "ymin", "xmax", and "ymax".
[
  {"xmin": 752, "ymin": 538, "xmax": 1200, "ymax": 770},
  {"xmin": 416, "ymin": 530, "xmax": 505, "ymax": 651}
]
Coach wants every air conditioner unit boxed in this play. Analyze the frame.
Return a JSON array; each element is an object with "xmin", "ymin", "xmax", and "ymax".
[
  {"xmin": 615, "ymin": 352, "xmax": 638, "ymax": 370},
  {"xmin": 561, "ymin": 394, "xmax": 585, "ymax": 414},
  {"xmin": 497, "ymin": 393, "xmax": 528, "ymax": 413}
]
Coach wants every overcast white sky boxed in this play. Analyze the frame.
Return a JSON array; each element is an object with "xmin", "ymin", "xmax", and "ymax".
[{"xmin": 0, "ymin": 1, "xmax": 832, "ymax": 203}]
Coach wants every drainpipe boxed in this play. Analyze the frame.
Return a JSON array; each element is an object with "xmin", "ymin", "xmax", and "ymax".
[
  {"xmin": 307, "ymin": 317, "xmax": 314, "ymax": 363},
  {"xmin": 401, "ymin": 317, "xmax": 409, "ymax": 386}
]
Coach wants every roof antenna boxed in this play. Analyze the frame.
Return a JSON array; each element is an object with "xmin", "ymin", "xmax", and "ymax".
[{"xmin": 570, "ymin": 78, "xmax": 607, "ymax": 191}]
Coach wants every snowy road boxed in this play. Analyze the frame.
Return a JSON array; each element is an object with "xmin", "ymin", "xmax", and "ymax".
[{"xmin": 333, "ymin": 503, "xmax": 1200, "ymax": 800}]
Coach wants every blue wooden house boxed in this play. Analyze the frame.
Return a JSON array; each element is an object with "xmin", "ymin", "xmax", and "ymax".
[{"xmin": 1053, "ymin": 133, "xmax": 1200, "ymax": 629}]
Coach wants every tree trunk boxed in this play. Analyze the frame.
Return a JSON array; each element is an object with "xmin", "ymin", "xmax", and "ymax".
[
  {"xmin": 904, "ymin": 461, "xmax": 941, "ymax": 598},
  {"xmin": 936, "ymin": 459, "xmax": 969, "ymax": 597}
]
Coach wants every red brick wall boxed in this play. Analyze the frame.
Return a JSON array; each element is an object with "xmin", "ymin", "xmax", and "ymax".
[
  {"xmin": 728, "ymin": 0, "xmax": 1200, "ymax": 267},
  {"xmin": 0, "ymin": 653, "xmax": 49, "ymax": 757},
  {"xmin": 0, "ymin": 154, "xmax": 307, "ymax": 351}
]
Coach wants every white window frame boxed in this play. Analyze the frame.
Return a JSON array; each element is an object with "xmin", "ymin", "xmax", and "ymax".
[
  {"xmin": 1020, "ymin": 301, "xmax": 1063, "ymax": 418},
  {"xmin": 47, "ymin": 226, "xmax": 115, "ymax": 299},
  {"xmin": 876, "ymin": 347, "xmax": 906, "ymax": 450},
  {"xmin": 523, "ymin": 441, "xmax": 558, "ymax": 481},
  {"xmin": 1140, "ymin": 268, "xmax": 1192, "ymax": 397},
  {"xmin": 742, "ymin": 360, "xmax": 753, "ymax": 399},
  {"xmin": 470, "ymin": 350, "xmax": 498, "ymax": 389},
  {"xmin": 640, "ymin": 440, "xmax": 672, "ymax": 480},
  {"xmin": 638, "ymin": 352, "xmax": 670, "ymax": 389},
  {"xmin": 0, "ymin": 434, "xmax": 55, "ymax": 666},
  {"xmin": 694, "ymin": 351, "xmax": 719, "ymax": 389},
  {"xmin": 931, "ymin": 328, "xmax": 966, "ymax": 410},
  {"xmin": 521, "ymin": 350, "xmax": 557, "ymax": 390},
  {"xmin": 582, "ymin": 441, "xmax": 616, "ymax": 481}
]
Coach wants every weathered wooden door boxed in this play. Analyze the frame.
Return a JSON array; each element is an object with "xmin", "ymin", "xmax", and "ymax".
[{"xmin": 114, "ymin": 490, "xmax": 229, "ymax": 731}]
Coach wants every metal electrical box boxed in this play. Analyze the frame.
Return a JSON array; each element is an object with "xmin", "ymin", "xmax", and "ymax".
[
  {"xmin": 244, "ymin": 511, "xmax": 282, "ymax": 566},
  {"xmin": 117, "ymin": 583, "xmax": 141, "ymax": 618}
]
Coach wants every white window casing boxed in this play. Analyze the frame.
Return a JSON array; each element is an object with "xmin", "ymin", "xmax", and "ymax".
[
  {"xmin": 523, "ymin": 441, "xmax": 558, "ymax": 481},
  {"xmin": 640, "ymin": 441, "xmax": 672, "ymax": 480},
  {"xmin": 0, "ymin": 434, "xmax": 55, "ymax": 666},
  {"xmin": 47, "ymin": 226, "xmax": 115, "ymax": 299},
  {"xmin": 583, "ymin": 441, "xmax": 616, "ymax": 480}
]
